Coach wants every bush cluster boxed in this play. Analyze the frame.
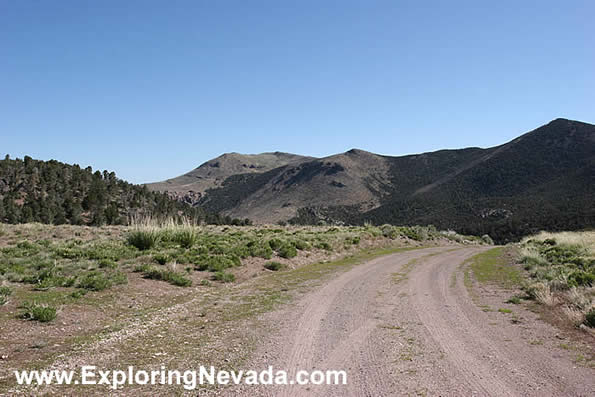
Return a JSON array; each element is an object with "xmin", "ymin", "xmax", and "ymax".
[{"xmin": 20, "ymin": 301, "xmax": 57, "ymax": 322}]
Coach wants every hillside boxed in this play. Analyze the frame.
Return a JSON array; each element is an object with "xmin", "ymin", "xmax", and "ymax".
[
  {"xmin": 0, "ymin": 156, "xmax": 245, "ymax": 225},
  {"xmin": 146, "ymin": 152, "xmax": 312, "ymax": 205},
  {"xmin": 147, "ymin": 119, "xmax": 595, "ymax": 242}
]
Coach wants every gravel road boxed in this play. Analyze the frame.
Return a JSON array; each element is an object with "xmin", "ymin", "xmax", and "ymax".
[{"xmin": 235, "ymin": 247, "xmax": 594, "ymax": 396}]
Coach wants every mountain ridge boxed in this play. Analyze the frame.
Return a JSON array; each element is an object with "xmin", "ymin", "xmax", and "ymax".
[{"xmin": 146, "ymin": 118, "xmax": 595, "ymax": 242}]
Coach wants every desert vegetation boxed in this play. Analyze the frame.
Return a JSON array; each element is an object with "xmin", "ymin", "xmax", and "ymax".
[
  {"xmin": 518, "ymin": 231, "xmax": 595, "ymax": 327},
  {"xmin": 0, "ymin": 221, "xmax": 479, "ymax": 323}
]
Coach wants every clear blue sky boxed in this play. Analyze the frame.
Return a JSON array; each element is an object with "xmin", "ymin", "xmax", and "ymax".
[{"xmin": 2, "ymin": 1, "xmax": 593, "ymax": 183}]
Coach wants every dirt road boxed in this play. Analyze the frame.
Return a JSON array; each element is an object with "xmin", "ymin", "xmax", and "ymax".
[{"xmin": 235, "ymin": 247, "xmax": 594, "ymax": 396}]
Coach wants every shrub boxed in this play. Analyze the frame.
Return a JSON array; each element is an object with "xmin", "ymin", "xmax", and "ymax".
[
  {"xmin": 401, "ymin": 226, "xmax": 427, "ymax": 241},
  {"xmin": 213, "ymin": 271, "xmax": 235, "ymax": 283},
  {"xmin": 0, "ymin": 286, "xmax": 10, "ymax": 306},
  {"xmin": 78, "ymin": 271, "xmax": 111, "ymax": 291},
  {"xmin": 110, "ymin": 271, "xmax": 128, "ymax": 286},
  {"xmin": 381, "ymin": 225, "xmax": 399, "ymax": 239},
  {"xmin": 345, "ymin": 236, "xmax": 360, "ymax": 245},
  {"xmin": 61, "ymin": 277, "xmax": 76, "ymax": 287},
  {"xmin": 162, "ymin": 271, "xmax": 192, "ymax": 287},
  {"xmin": 481, "ymin": 235, "xmax": 494, "ymax": 245},
  {"xmin": 278, "ymin": 243, "xmax": 297, "ymax": 259},
  {"xmin": 20, "ymin": 301, "xmax": 57, "ymax": 322},
  {"xmin": 585, "ymin": 309, "xmax": 595, "ymax": 328},
  {"xmin": 200, "ymin": 279, "xmax": 211, "ymax": 286},
  {"xmin": 542, "ymin": 244, "xmax": 586, "ymax": 266},
  {"xmin": 193, "ymin": 255, "xmax": 239, "ymax": 272},
  {"xmin": 268, "ymin": 239, "xmax": 284, "ymax": 251},
  {"xmin": 567, "ymin": 271, "xmax": 594, "ymax": 287},
  {"xmin": 134, "ymin": 263, "xmax": 153, "ymax": 273},
  {"xmin": 250, "ymin": 243, "xmax": 273, "ymax": 259},
  {"xmin": 506, "ymin": 296, "xmax": 521, "ymax": 304},
  {"xmin": 0, "ymin": 286, "xmax": 12, "ymax": 297},
  {"xmin": 315, "ymin": 241, "xmax": 332, "ymax": 251},
  {"xmin": 153, "ymin": 253, "xmax": 169, "ymax": 265},
  {"xmin": 98, "ymin": 259, "xmax": 118, "ymax": 269},
  {"xmin": 292, "ymin": 239, "xmax": 310, "ymax": 250},
  {"xmin": 521, "ymin": 255, "xmax": 548, "ymax": 267},
  {"xmin": 70, "ymin": 289, "xmax": 87, "ymax": 299},
  {"xmin": 85, "ymin": 242, "xmax": 130, "ymax": 261},
  {"xmin": 264, "ymin": 262, "xmax": 285, "ymax": 271},
  {"xmin": 173, "ymin": 229, "xmax": 198, "ymax": 249},
  {"xmin": 127, "ymin": 230, "xmax": 159, "ymax": 250},
  {"xmin": 142, "ymin": 267, "xmax": 192, "ymax": 287}
]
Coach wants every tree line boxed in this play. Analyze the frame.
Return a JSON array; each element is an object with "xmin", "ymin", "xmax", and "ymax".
[{"xmin": 0, "ymin": 155, "xmax": 251, "ymax": 226}]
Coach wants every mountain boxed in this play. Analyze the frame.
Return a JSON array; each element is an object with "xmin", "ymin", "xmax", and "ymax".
[
  {"xmin": 146, "ymin": 152, "xmax": 312, "ymax": 206},
  {"xmin": 147, "ymin": 119, "xmax": 595, "ymax": 242},
  {"xmin": 0, "ymin": 156, "xmax": 247, "ymax": 226}
]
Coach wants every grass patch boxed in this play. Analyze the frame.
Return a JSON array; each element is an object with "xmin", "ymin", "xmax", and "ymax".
[
  {"xmin": 498, "ymin": 308, "xmax": 512, "ymax": 314},
  {"xmin": 469, "ymin": 247, "xmax": 522, "ymax": 288},
  {"xmin": 172, "ymin": 229, "xmax": 198, "ymax": 249},
  {"xmin": 127, "ymin": 230, "xmax": 159, "ymax": 250}
]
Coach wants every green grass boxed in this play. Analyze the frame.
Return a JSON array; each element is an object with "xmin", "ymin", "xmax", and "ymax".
[
  {"xmin": 172, "ymin": 229, "xmax": 198, "ymax": 248},
  {"xmin": 498, "ymin": 308, "xmax": 513, "ymax": 314},
  {"xmin": 126, "ymin": 230, "xmax": 159, "ymax": 250},
  {"xmin": 469, "ymin": 247, "xmax": 522, "ymax": 288}
]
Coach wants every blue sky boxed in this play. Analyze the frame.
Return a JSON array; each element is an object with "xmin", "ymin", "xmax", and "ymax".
[{"xmin": 2, "ymin": 1, "xmax": 593, "ymax": 183}]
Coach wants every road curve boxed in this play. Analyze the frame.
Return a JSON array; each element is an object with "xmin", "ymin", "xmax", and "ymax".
[{"xmin": 234, "ymin": 246, "xmax": 594, "ymax": 396}]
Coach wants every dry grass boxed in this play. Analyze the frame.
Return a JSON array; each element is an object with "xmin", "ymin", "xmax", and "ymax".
[
  {"xmin": 519, "ymin": 231, "xmax": 594, "ymax": 328},
  {"xmin": 562, "ymin": 306, "xmax": 586, "ymax": 327},
  {"xmin": 533, "ymin": 283, "xmax": 558, "ymax": 307},
  {"xmin": 523, "ymin": 231, "xmax": 595, "ymax": 256}
]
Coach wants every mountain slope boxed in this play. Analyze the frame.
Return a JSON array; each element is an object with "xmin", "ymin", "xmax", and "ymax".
[
  {"xmin": 147, "ymin": 119, "xmax": 595, "ymax": 241},
  {"xmin": 209, "ymin": 149, "xmax": 393, "ymax": 223},
  {"xmin": 330, "ymin": 118, "xmax": 595, "ymax": 241},
  {"xmin": 146, "ymin": 152, "xmax": 312, "ymax": 205}
]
